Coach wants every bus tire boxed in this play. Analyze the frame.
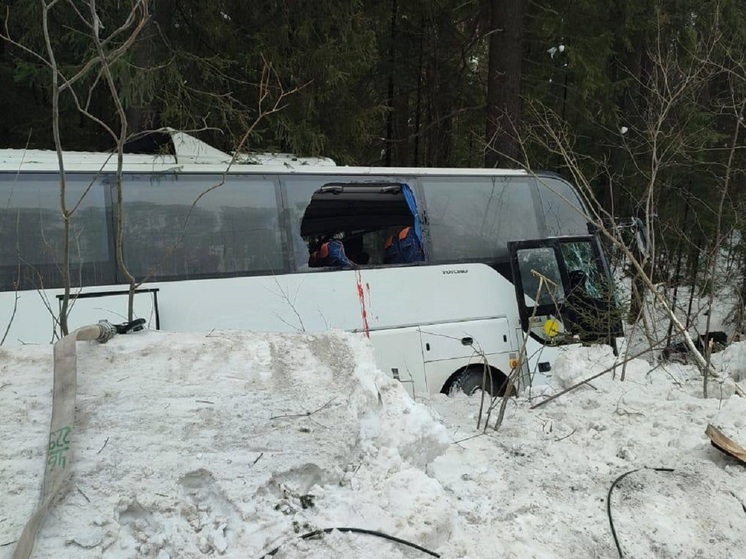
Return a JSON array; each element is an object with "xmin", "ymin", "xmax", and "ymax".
[{"xmin": 449, "ymin": 366, "xmax": 511, "ymax": 397}]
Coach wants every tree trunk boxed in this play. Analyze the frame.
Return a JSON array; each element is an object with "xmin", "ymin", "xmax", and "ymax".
[
  {"xmin": 384, "ymin": 0, "xmax": 397, "ymax": 166},
  {"xmin": 126, "ymin": 0, "xmax": 173, "ymax": 135},
  {"xmin": 484, "ymin": 0, "xmax": 526, "ymax": 168}
]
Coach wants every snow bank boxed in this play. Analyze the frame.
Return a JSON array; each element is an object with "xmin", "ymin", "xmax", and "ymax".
[
  {"xmin": 0, "ymin": 330, "xmax": 449, "ymax": 558},
  {"xmin": 3, "ymin": 335, "xmax": 746, "ymax": 558},
  {"xmin": 426, "ymin": 345, "xmax": 746, "ymax": 558},
  {"xmin": 712, "ymin": 340, "xmax": 746, "ymax": 382}
]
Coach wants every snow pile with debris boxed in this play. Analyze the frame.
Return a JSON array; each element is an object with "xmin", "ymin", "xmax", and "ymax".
[
  {"xmin": 713, "ymin": 341, "xmax": 746, "ymax": 383},
  {"xmin": 1, "ymin": 333, "xmax": 746, "ymax": 558},
  {"xmin": 426, "ymin": 345, "xmax": 746, "ymax": 558}
]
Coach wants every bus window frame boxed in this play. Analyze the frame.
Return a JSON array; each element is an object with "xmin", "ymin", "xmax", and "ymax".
[
  {"xmin": 0, "ymin": 171, "xmax": 116, "ymax": 291},
  {"xmin": 110, "ymin": 171, "xmax": 287, "ymax": 284},
  {"xmin": 1, "ymin": 168, "xmax": 600, "ymax": 290},
  {"xmin": 419, "ymin": 175, "xmax": 544, "ymax": 266}
]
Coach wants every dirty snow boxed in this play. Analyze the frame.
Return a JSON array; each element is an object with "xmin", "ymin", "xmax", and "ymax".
[{"xmin": 1, "ymin": 330, "xmax": 745, "ymax": 558}]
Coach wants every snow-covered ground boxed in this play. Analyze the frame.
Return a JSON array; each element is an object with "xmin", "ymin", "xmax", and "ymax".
[{"xmin": 1, "ymin": 329, "xmax": 745, "ymax": 558}]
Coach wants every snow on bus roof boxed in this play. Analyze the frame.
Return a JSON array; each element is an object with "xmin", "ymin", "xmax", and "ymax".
[
  {"xmin": 0, "ymin": 130, "xmax": 529, "ymax": 176},
  {"xmin": 0, "ymin": 130, "xmax": 337, "ymax": 171}
]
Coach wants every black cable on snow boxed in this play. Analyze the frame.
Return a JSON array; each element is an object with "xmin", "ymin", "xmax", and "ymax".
[
  {"xmin": 262, "ymin": 526, "xmax": 441, "ymax": 558},
  {"xmin": 607, "ymin": 467, "xmax": 675, "ymax": 558}
]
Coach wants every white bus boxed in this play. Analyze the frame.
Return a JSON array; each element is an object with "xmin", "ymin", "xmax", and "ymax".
[{"xmin": 0, "ymin": 132, "xmax": 622, "ymax": 396}]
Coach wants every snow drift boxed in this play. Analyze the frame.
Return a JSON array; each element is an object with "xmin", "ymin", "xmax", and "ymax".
[
  {"xmin": 2, "ymin": 333, "xmax": 746, "ymax": 558},
  {"xmin": 0, "ymin": 330, "xmax": 449, "ymax": 558}
]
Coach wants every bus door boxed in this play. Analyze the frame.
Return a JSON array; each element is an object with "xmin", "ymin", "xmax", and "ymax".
[{"xmin": 507, "ymin": 236, "xmax": 622, "ymax": 356}]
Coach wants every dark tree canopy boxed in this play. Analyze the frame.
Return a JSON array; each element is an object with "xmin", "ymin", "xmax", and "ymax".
[{"xmin": 1, "ymin": 0, "xmax": 745, "ymax": 239}]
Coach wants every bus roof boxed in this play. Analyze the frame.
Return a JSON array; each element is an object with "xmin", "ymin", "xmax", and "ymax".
[
  {"xmin": 0, "ymin": 130, "xmax": 528, "ymax": 177},
  {"xmin": 0, "ymin": 130, "xmax": 337, "ymax": 171}
]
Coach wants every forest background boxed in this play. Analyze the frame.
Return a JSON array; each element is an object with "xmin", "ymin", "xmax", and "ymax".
[{"xmin": 2, "ymin": 0, "xmax": 746, "ymax": 329}]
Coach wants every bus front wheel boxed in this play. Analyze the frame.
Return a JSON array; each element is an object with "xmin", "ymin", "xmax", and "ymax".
[{"xmin": 449, "ymin": 366, "xmax": 512, "ymax": 397}]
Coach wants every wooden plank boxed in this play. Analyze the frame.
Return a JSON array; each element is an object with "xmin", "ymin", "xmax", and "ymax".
[
  {"xmin": 735, "ymin": 383, "xmax": 746, "ymax": 399},
  {"xmin": 706, "ymin": 424, "xmax": 746, "ymax": 465}
]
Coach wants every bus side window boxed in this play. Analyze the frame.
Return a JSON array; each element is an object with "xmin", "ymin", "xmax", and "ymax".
[
  {"xmin": 422, "ymin": 177, "xmax": 539, "ymax": 263},
  {"xmin": 535, "ymin": 176, "xmax": 588, "ymax": 237},
  {"xmin": 288, "ymin": 178, "xmax": 422, "ymax": 271},
  {"xmin": 115, "ymin": 174, "xmax": 285, "ymax": 281},
  {"xmin": 0, "ymin": 173, "xmax": 112, "ymax": 290}
]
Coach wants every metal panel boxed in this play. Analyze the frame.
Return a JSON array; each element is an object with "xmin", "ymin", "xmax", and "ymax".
[
  {"xmin": 368, "ymin": 327, "xmax": 426, "ymax": 396},
  {"xmin": 420, "ymin": 318, "xmax": 513, "ymax": 363}
]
